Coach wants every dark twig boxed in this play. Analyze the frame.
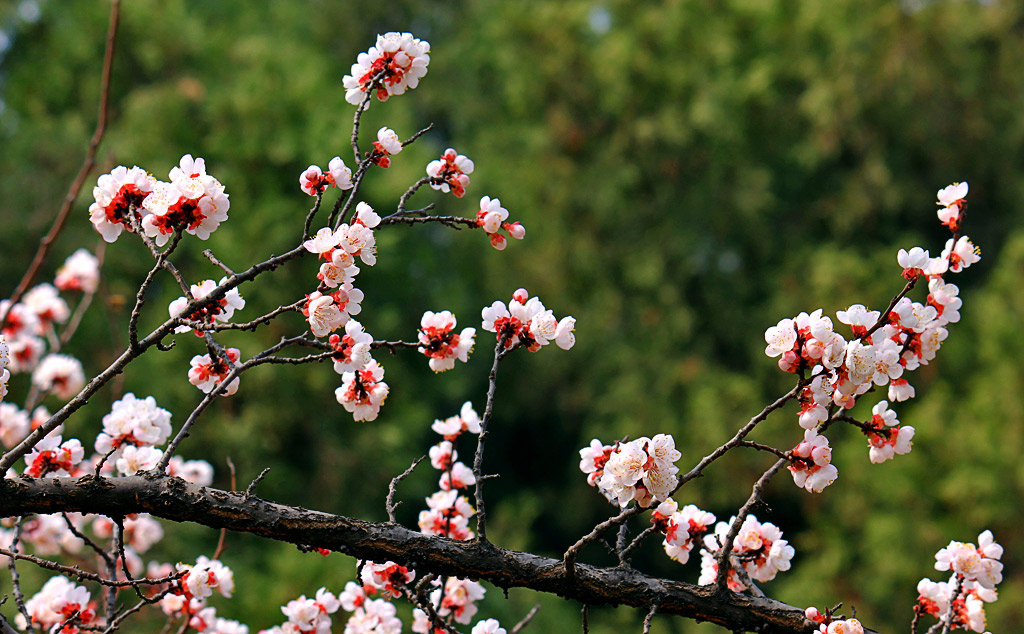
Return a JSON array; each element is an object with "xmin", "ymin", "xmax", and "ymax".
[
  {"xmin": 510, "ymin": 604, "xmax": 542, "ymax": 634},
  {"xmin": 715, "ymin": 459, "xmax": 788, "ymax": 590},
  {"xmin": 736, "ymin": 441, "xmax": 791, "ymax": 461},
  {"xmin": 246, "ymin": 467, "xmax": 271, "ymax": 497},
  {"xmin": 471, "ymin": 336, "xmax": 515, "ymax": 543},
  {"xmin": 582, "ymin": 605, "xmax": 590, "ymax": 634},
  {"xmin": 202, "ymin": 249, "xmax": 235, "ymax": 276},
  {"xmin": 620, "ymin": 526, "xmax": 658, "ymax": 565},
  {"xmin": 642, "ymin": 605, "xmax": 658, "ymax": 634},
  {"xmin": 386, "ymin": 455, "xmax": 426, "ymax": 523},
  {"xmin": 63, "ymin": 513, "xmax": 114, "ymax": 568},
  {"xmin": 6, "ymin": 520, "xmax": 30, "ymax": 627},
  {"xmin": 1, "ymin": 0, "xmax": 121, "ymax": 329},
  {"xmin": 381, "ymin": 214, "xmax": 478, "ymax": 230},
  {"xmin": 564, "ymin": 506, "xmax": 644, "ymax": 579}
]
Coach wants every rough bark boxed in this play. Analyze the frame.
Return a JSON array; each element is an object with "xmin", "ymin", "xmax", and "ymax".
[{"xmin": 0, "ymin": 475, "xmax": 865, "ymax": 634}]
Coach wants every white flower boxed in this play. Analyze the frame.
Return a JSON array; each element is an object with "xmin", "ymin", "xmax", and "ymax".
[
  {"xmin": 115, "ymin": 445, "xmax": 164, "ymax": 475},
  {"xmin": 55, "ymin": 249, "xmax": 100, "ymax": 293},
  {"xmin": 376, "ymin": 127, "xmax": 403, "ymax": 155},
  {"xmin": 764, "ymin": 318, "xmax": 797, "ymax": 357},
  {"xmin": 32, "ymin": 354, "xmax": 85, "ymax": 400}
]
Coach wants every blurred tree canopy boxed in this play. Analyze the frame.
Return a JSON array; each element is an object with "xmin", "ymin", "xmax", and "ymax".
[{"xmin": 1, "ymin": 0, "xmax": 1022, "ymax": 631}]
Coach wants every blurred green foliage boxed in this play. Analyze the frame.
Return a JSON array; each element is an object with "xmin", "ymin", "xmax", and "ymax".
[{"xmin": 1, "ymin": 0, "xmax": 1023, "ymax": 631}]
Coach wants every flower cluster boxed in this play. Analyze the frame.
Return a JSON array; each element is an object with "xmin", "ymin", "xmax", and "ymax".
[
  {"xmin": 475, "ymin": 196, "xmax": 524, "ymax": 250},
  {"xmin": 94, "ymin": 393, "xmax": 172, "ymax": 458},
  {"xmin": 409, "ymin": 577, "xmax": 487, "ymax": 632},
  {"xmin": 17, "ymin": 576, "xmax": 96, "ymax": 634},
  {"xmin": 481, "ymin": 288, "xmax": 575, "ymax": 351},
  {"xmin": 24, "ymin": 434, "xmax": 84, "ymax": 477},
  {"xmin": 90, "ymin": 156, "xmax": 231, "ymax": 246},
  {"xmin": 700, "ymin": 515, "xmax": 795, "ymax": 592},
  {"xmin": 417, "ymin": 310, "xmax": 475, "ymax": 372},
  {"xmin": 300, "ymin": 157, "xmax": 354, "ymax": 196},
  {"xmin": 189, "ymin": 348, "xmax": 242, "ymax": 396},
  {"xmin": 650, "ymin": 498, "xmax": 716, "ymax": 564},
  {"xmin": 370, "ymin": 127, "xmax": 403, "ymax": 168},
  {"xmin": 343, "ymin": 32, "xmax": 430, "ymax": 105},
  {"xmin": 169, "ymin": 278, "xmax": 247, "ymax": 336},
  {"xmin": 419, "ymin": 402, "xmax": 480, "ymax": 540},
  {"xmin": 915, "ymin": 531, "xmax": 1002, "ymax": 632},
  {"xmin": 804, "ymin": 608, "xmax": 864, "ymax": 634},
  {"xmin": 860, "ymin": 400, "xmax": 914, "ymax": 463},
  {"xmin": 159, "ymin": 556, "xmax": 236, "ymax": 629},
  {"xmin": 426, "ymin": 149, "xmax": 474, "ymax": 198},
  {"xmin": 580, "ymin": 434, "xmax": 681, "ymax": 507},
  {"xmin": 787, "ymin": 430, "xmax": 838, "ymax": 493}
]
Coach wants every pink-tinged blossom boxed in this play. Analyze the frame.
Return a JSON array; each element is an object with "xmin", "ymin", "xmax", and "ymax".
[
  {"xmin": 941, "ymin": 236, "xmax": 981, "ymax": 273},
  {"xmin": 94, "ymin": 393, "xmax": 173, "ymax": 454},
  {"xmin": 180, "ymin": 556, "xmax": 235, "ymax": 600},
  {"xmin": 304, "ymin": 291, "xmax": 347, "ymax": 338},
  {"xmin": 936, "ymin": 181, "xmax": 968, "ymax": 231},
  {"xmin": 0, "ymin": 403, "xmax": 30, "ymax": 449},
  {"xmin": 299, "ymin": 165, "xmax": 328, "ymax": 196},
  {"xmin": 354, "ymin": 201, "xmax": 381, "ymax": 228},
  {"xmin": 788, "ymin": 430, "xmax": 838, "ymax": 492},
  {"xmin": 887, "ymin": 378, "xmax": 915, "ymax": 402},
  {"xmin": 140, "ymin": 155, "xmax": 230, "ymax": 245},
  {"xmin": 361, "ymin": 561, "xmax": 415, "ymax": 599},
  {"xmin": 343, "ymin": 598, "xmax": 402, "ymax": 634},
  {"xmin": 439, "ymin": 461, "xmax": 477, "ymax": 491},
  {"xmin": 431, "ymin": 578, "xmax": 486, "ymax": 625},
  {"xmin": 336, "ymin": 360, "xmax": 389, "ymax": 421},
  {"xmin": 481, "ymin": 289, "xmax": 573, "ymax": 351},
  {"xmin": 823, "ymin": 620, "xmax": 864, "ymax": 634},
  {"xmin": 336, "ymin": 220, "xmax": 378, "ymax": 266},
  {"xmin": 701, "ymin": 515, "xmax": 794, "ymax": 590},
  {"xmin": 836, "ymin": 304, "xmax": 879, "ymax": 338},
  {"xmin": 343, "ymin": 32, "xmax": 430, "ymax": 106},
  {"xmin": 92, "ymin": 514, "xmax": 164, "ymax": 553},
  {"xmin": 17, "ymin": 576, "xmax": 96, "ymax": 633},
  {"xmin": 166, "ymin": 456, "xmax": 214, "ymax": 486},
  {"xmin": 116, "ymin": 445, "xmax": 164, "ymax": 475},
  {"xmin": 429, "ymin": 441, "xmax": 456, "ymax": 470},
  {"xmin": 339, "ymin": 581, "xmax": 367, "ymax": 612},
  {"xmin": 651, "ymin": 499, "xmax": 716, "ymax": 564},
  {"xmin": 371, "ymin": 127, "xmax": 403, "ymax": 168},
  {"xmin": 89, "ymin": 165, "xmax": 155, "ymax": 242},
  {"xmin": 863, "ymin": 402, "xmax": 915, "ymax": 464},
  {"xmin": 591, "ymin": 436, "xmax": 680, "ymax": 507},
  {"xmin": 474, "ymin": 196, "xmax": 524, "ymax": 250},
  {"xmin": 55, "ymin": 248, "xmax": 100, "ymax": 293},
  {"xmin": 927, "ymin": 279, "xmax": 962, "ymax": 325},
  {"xmin": 281, "ymin": 588, "xmax": 340, "ymax": 634},
  {"xmin": 23, "ymin": 284, "xmax": 70, "ymax": 331},
  {"xmin": 32, "ymin": 354, "xmax": 85, "ymax": 400},
  {"xmin": 20, "ymin": 514, "xmax": 84, "ymax": 555},
  {"xmin": 431, "ymin": 401, "xmax": 482, "ymax": 438},
  {"xmin": 6, "ymin": 334, "xmax": 45, "ymax": 374},
  {"xmin": 24, "ymin": 435, "xmax": 84, "ymax": 477},
  {"xmin": 0, "ymin": 336, "xmax": 8, "ymax": 402},
  {"xmin": 418, "ymin": 310, "xmax": 475, "ymax": 372},
  {"xmin": 844, "ymin": 341, "xmax": 876, "ymax": 387},
  {"xmin": 188, "ymin": 348, "xmax": 242, "ymax": 396},
  {"xmin": 764, "ymin": 318, "xmax": 797, "ymax": 358},
  {"xmin": 418, "ymin": 490, "xmax": 475, "ymax": 540},
  {"xmin": 0, "ymin": 300, "xmax": 41, "ymax": 341},
  {"xmin": 935, "ymin": 531, "xmax": 1003, "ymax": 589},
  {"xmin": 427, "ymin": 148, "xmax": 474, "ymax": 198},
  {"xmin": 329, "ymin": 320, "xmax": 373, "ymax": 374}
]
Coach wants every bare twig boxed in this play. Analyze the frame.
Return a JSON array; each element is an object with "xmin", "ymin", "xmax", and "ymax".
[
  {"xmin": 246, "ymin": 467, "xmax": 272, "ymax": 497},
  {"xmin": 202, "ymin": 249, "xmax": 235, "ymax": 276},
  {"xmin": 1, "ymin": 0, "xmax": 121, "ymax": 329},
  {"xmin": 471, "ymin": 336, "xmax": 515, "ymax": 542},
  {"xmin": 642, "ymin": 605, "xmax": 658, "ymax": 634},
  {"xmin": 6, "ymin": 520, "xmax": 30, "ymax": 627},
  {"xmin": 386, "ymin": 455, "xmax": 426, "ymax": 523},
  {"xmin": 510, "ymin": 604, "xmax": 542, "ymax": 634}
]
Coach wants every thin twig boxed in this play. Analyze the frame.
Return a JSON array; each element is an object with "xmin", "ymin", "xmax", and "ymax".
[
  {"xmin": 642, "ymin": 605, "xmax": 658, "ymax": 634},
  {"xmin": 246, "ymin": 467, "xmax": 271, "ymax": 497},
  {"xmin": 471, "ymin": 335, "xmax": 515, "ymax": 542},
  {"xmin": 6, "ymin": 519, "xmax": 30, "ymax": 627},
  {"xmin": 202, "ymin": 249, "xmax": 235, "ymax": 276},
  {"xmin": 1, "ymin": 0, "xmax": 121, "ymax": 329},
  {"xmin": 620, "ymin": 525, "xmax": 658, "ymax": 565},
  {"xmin": 386, "ymin": 455, "xmax": 426, "ymax": 523},
  {"xmin": 510, "ymin": 604, "xmax": 542, "ymax": 634},
  {"xmin": 714, "ymin": 458, "xmax": 788, "ymax": 590}
]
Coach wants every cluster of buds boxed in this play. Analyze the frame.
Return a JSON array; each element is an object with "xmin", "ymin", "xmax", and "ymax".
[
  {"xmin": 417, "ymin": 310, "xmax": 475, "ymax": 373},
  {"xmin": 90, "ymin": 156, "xmax": 230, "ymax": 246},
  {"xmin": 699, "ymin": 515, "xmax": 795, "ymax": 592},
  {"xmin": 343, "ymin": 32, "xmax": 430, "ymax": 105},
  {"xmin": 300, "ymin": 157, "xmax": 355, "ymax": 196},
  {"xmin": 426, "ymin": 149, "xmax": 474, "ymax": 198},
  {"xmin": 915, "ymin": 531, "xmax": 1002, "ymax": 632},
  {"xmin": 474, "ymin": 196, "xmax": 524, "ymax": 250},
  {"xmin": 481, "ymin": 288, "xmax": 575, "ymax": 351},
  {"xmin": 650, "ymin": 498, "xmax": 716, "ymax": 564},
  {"xmin": 579, "ymin": 434, "xmax": 681, "ymax": 507},
  {"xmin": 418, "ymin": 402, "xmax": 480, "ymax": 540}
]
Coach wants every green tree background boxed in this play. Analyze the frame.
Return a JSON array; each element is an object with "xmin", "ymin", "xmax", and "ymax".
[{"xmin": 1, "ymin": 0, "xmax": 1022, "ymax": 631}]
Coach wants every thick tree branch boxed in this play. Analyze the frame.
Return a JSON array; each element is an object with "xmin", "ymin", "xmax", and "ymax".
[{"xmin": 0, "ymin": 475, "xmax": 860, "ymax": 634}]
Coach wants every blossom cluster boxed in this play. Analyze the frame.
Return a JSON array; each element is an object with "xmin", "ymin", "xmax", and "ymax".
[
  {"xmin": 300, "ymin": 157, "xmax": 354, "ymax": 196},
  {"xmin": 804, "ymin": 608, "xmax": 864, "ymax": 634},
  {"xmin": 915, "ymin": 531, "xmax": 1003, "ymax": 632},
  {"xmin": 481, "ymin": 288, "xmax": 575, "ymax": 351},
  {"xmin": 16, "ymin": 576, "xmax": 96, "ymax": 634},
  {"xmin": 579, "ymin": 434, "xmax": 681, "ymax": 507},
  {"xmin": 699, "ymin": 515, "xmax": 795, "ymax": 592},
  {"xmin": 343, "ymin": 32, "xmax": 430, "ymax": 105},
  {"xmin": 475, "ymin": 196, "xmax": 525, "ymax": 250},
  {"xmin": 89, "ymin": 155, "xmax": 230, "ymax": 246},
  {"xmin": 418, "ymin": 402, "xmax": 480, "ymax": 539},
  {"xmin": 417, "ymin": 310, "xmax": 475, "ymax": 373},
  {"xmin": 157, "ymin": 556, "xmax": 240, "ymax": 633},
  {"xmin": 650, "ymin": 498, "xmax": 716, "ymax": 564},
  {"xmin": 764, "ymin": 182, "xmax": 979, "ymax": 491},
  {"xmin": 427, "ymin": 149, "xmax": 474, "ymax": 198},
  {"xmin": 169, "ymin": 278, "xmax": 247, "ymax": 337}
]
